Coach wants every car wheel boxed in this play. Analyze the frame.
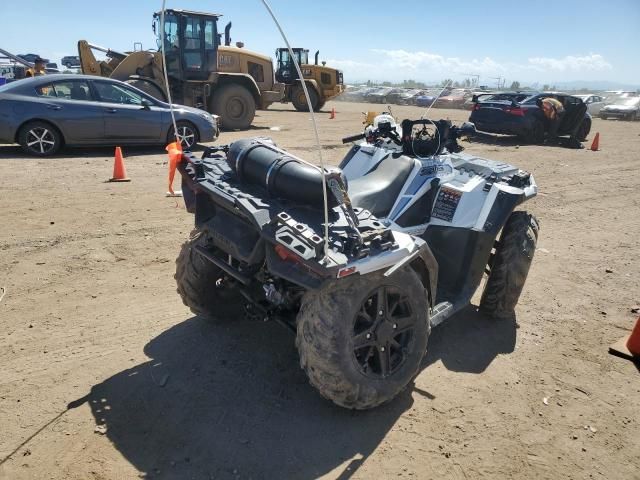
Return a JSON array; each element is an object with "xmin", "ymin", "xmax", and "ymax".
[
  {"xmin": 168, "ymin": 121, "xmax": 199, "ymax": 150},
  {"xmin": 526, "ymin": 120, "xmax": 545, "ymax": 144},
  {"xmin": 18, "ymin": 121, "xmax": 63, "ymax": 157},
  {"xmin": 577, "ymin": 118, "xmax": 591, "ymax": 142}
]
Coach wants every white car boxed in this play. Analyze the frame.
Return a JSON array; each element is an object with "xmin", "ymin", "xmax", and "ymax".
[
  {"xmin": 576, "ymin": 94, "xmax": 606, "ymax": 115},
  {"xmin": 0, "ymin": 64, "xmax": 15, "ymax": 80}
]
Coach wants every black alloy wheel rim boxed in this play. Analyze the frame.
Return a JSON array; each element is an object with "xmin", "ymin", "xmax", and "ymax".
[
  {"xmin": 26, "ymin": 127, "xmax": 56, "ymax": 154},
  {"xmin": 352, "ymin": 286, "xmax": 416, "ymax": 378}
]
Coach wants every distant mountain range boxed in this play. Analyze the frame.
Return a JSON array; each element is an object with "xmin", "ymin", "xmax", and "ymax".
[
  {"xmin": 533, "ymin": 80, "xmax": 640, "ymax": 91},
  {"xmin": 350, "ymin": 79, "xmax": 640, "ymax": 92}
]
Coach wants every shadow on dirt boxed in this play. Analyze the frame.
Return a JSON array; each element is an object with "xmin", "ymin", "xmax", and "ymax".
[
  {"xmin": 423, "ymin": 305, "xmax": 517, "ymax": 373},
  {"xmin": 466, "ymin": 132, "xmax": 584, "ymax": 150},
  {"xmin": 70, "ymin": 305, "xmax": 516, "ymax": 479},
  {"xmin": 262, "ymin": 108, "xmax": 331, "ymax": 114},
  {"xmin": 465, "ymin": 132, "xmax": 525, "ymax": 147}
]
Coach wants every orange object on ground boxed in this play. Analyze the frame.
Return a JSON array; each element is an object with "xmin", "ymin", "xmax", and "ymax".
[
  {"xmin": 627, "ymin": 317, "xmax": 640, "ymax": 356},
  {"xmin": 109, "ymin": 147, "xmax": 130, "ymax": 182},
  {"xmin": 590, "ymin": 132, "xmax": 600, "ymax": 151},
  {"xmin": 609, "ymin": 317, "xmax": 640, "ymax": 363},
  {"xmin": 330, "ymin": 107, "xmax": 335, "ymax": 119},
  {"xmin": 166, "ymin": 141, "xmax": 184, "ymax": 194}
]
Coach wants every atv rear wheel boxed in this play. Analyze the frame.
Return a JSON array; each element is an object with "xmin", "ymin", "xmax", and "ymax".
[
  {"xmin": 480, "ymin": 211, "xmax": 539, "ymax": 318},
  {"xmin": 175, "ymin": 230, "xmax": 243, "ymax": 320},
  {"xmin": 296, "ymin": 268, "xmax": 430, "ymax": 409}
]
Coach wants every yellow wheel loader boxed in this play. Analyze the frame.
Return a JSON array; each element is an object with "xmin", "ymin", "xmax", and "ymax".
[
  {"xmin": 275, "ymin": 48, "xmax": 344, "ymax": 112},
  {"xmin": 78, "ymin": 9, "xmax": 284, "ymax": 130}
]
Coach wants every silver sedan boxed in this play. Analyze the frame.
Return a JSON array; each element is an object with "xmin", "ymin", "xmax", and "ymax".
[{"xmin": 0, "ymin": 74, "xmax": 219, "ymax": 156}]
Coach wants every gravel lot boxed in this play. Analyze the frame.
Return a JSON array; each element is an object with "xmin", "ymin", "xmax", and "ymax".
[{"xmin": 1, "ymin": 101, "xmax": 639, "ymax": 480}]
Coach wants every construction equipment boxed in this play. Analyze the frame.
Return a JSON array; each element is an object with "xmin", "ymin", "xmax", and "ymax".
[
  {"xmin": 78, "ymin": 9, "xmax": 284, "ymax": 130},
  {"xmin": 0, "ymin": 48, "xmax": 34, "ymax": 80},
  {"xmin": 275, "ymin": 48, "xmax": 344, "ymax": 111}
]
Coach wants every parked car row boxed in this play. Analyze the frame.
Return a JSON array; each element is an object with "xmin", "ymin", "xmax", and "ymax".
[
  {"xmin": 337, "ymin": 85, "xmax": 640, "ymax": 122},
  {"xmin": 0, "ymin": 74, "xmax": 219, "ymax": 156},
  {"xmin": 337, "ymin": 85, "xmax": 488, "ymax": 108}
]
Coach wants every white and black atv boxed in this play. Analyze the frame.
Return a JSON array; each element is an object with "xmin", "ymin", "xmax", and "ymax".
[{"xmin": 174, "ymin": 114, "xmax": 539, "ymax": 409}]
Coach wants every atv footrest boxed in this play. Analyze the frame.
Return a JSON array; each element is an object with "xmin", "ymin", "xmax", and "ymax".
[{"xmin": 430, "ymin": 302, "xmax": 453, "ymax": 327}]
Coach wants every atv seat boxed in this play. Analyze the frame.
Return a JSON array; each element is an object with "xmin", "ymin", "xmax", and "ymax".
[{"xmin": 348, "ymin": 155, "xmax": 415, "ymax": 218}]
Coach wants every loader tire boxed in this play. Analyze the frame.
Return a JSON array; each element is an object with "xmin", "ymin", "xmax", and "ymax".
[
  {"xmin": 211, "ymin": 84, "xmax": 255, "ymax": 130},
  {"xmin": 296, "ymin": 268, "xmax": 430, "ymax": 409},
  {"xmin": 480, "ymin": 211, "xmax": 539, "ymax": 319},
  {"xmin": 315, "ymin": 100, "xmax": 326, "ymax": 112},
  {"xmin": 175, "ymin": 230, "xmax": 243, "ymax": 321},
  {"xmin": 291, "ymin": 85, "xmax": 318, "ymax": 112}
]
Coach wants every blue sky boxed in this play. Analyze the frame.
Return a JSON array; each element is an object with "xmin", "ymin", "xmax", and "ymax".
[{"xmin": 3, "ymin": 0, "xmax": 639, "ymax": 86}]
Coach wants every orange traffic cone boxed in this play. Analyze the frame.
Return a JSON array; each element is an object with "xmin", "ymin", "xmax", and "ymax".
[
  {"xmin": 166, "ymin": 141, "xmax": 183, "ymax": 196},
  {"xmin": 609, "ymin": 316, "xmax": 640, "ymax": 363},
  {"xmin": 590, "ymin": 132, "xmax": 600, "ymax": 151},
  {"xmin": 109, "ymin": 147, "xmax": 130, "ymax": 182},
  {"xmin": 329, "ymin": 107, "xmax": 335, "ymax": 119}
]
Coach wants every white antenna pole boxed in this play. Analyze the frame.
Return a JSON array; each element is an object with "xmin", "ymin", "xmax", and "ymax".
[
  {"xmin": 160, "ymin": 1, "xmax": 179, "ymax": 143},
  {"xmin": 260, "ymin": 0, "xmax": 330, "ymax": 258},
  {"xmin": 421, "ymin": 79, "xmax": 453, "ymax": 120}
]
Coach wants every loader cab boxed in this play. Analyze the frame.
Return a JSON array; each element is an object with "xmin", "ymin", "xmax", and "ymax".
[
  {"xmin": 275, "ymin": 48, "xmax": 309, "ymax": 84},
  {"xmin": 153, "ymin": 9, "xmax": 221, "ymax": 81}
]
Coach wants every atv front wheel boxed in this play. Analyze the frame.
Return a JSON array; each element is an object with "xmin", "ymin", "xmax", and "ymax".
[
  {"xmin": 175, "ymin": 230, "xmax": 243, "ymax": 320},
  {"xmin": 296, "ymin": 268, "xmax": 430, "ymax": 409},
  {"xmin": 480, "ymin": 211, "xmax": 539, "ymax": 318}
]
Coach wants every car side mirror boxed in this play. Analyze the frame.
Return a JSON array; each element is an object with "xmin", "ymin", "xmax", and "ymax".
[
  {"xmin": 141, "ymin": 99, "xmax": 152, "ymax": 110},
  {"xmin": 471, "ymin": 94, "xmax": 478, "ymax": 103}
]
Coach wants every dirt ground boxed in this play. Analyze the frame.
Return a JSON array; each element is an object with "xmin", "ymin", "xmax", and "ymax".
[{"xmin": 1, "ymin": 101, "xmax": 639, "ymax": 480}]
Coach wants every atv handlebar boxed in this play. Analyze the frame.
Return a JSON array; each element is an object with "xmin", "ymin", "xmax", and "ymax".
[
  {"xmin": 342, "ymin": 117, "xmax": 477, "ymax": 157},
  {"xmin": 342, "ymin": 133, "xmax": 366, "ymax": 144}
]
